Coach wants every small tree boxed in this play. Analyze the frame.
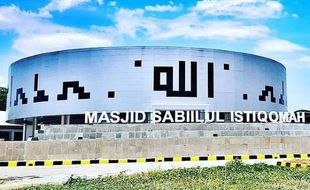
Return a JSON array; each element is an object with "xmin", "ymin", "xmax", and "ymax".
[{"xmin": 0, "ymin": 87, "xmax": 8, "ymax": 111}]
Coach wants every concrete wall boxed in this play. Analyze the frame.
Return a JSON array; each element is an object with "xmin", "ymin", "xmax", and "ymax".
[
  {"xmin": 36, "ymin": 123, "xmax": 310, "ymax": 140},
  {"xmin": 1, "ymin": 136, "xmax": 310, "ymax": 161}
]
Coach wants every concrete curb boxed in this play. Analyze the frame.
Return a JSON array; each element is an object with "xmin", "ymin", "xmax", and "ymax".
[
  {"xmin": 276, "ymin": 161, "xmax": 309, "ymax": 168},
  {"xmin": 1, "ymin": 153, "xmax": 308, "ymax": 167}
]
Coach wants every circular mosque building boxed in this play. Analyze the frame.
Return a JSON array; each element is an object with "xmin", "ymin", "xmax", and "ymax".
[{"xmin": 6, "ymin": 47, "xmax": 286, "ymax": 124}]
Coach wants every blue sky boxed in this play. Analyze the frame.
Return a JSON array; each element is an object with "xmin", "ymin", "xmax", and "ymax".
[{"xmin": 0, "ymin": 0, "xmax": 309, "ymax": 111}]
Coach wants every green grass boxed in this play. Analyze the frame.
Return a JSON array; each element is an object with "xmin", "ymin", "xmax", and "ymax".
[{"xmin": 18, "ymin": 160, "xmax": 310, "ymax": 190}]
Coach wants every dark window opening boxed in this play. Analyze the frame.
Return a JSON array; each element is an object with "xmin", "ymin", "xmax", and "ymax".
[
  {"xmin": 0, "ymin": 131, "xmax": 10, "ymax": 141},
  {"xmin": 243, "ymin": 94, "xmax": 248, "ymax": 100},
  {"xmin": 70, "ymin": 114, "xmax": 85, "ymax": 124},
  {"xmin": 37, "ymin": 115, "xmax": 61, "ymax": 125},
  {"xmin": 224, "ymin": 64, "xmax": 229, "ymax": 70},
  {"xmin": 108, "ymin": 91, "xmax": 115, "ymax": 98},
  {"xmin": 13, "ymin": 132, "xmax": 23, "ymax": 141},
  {"xmin": 134, "ymin": 60, "xmax": 142, "ymax": 67}
]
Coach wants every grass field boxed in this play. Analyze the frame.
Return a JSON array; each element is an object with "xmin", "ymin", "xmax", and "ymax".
[{"xmin": 18, "ymin": 161, "xmax": 310, "ymax": 190}]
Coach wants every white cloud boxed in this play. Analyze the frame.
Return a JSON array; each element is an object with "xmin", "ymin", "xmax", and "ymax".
[
  {"xmin": 299, "ymin": 56, "xmax": 310, "ymax": 63},
  {"xmin": 145, "ymin": 4, "xmax": 181, "ymax": 12},
  {"xmin": 97, "ymin": 0, "xmax": 104, "ymax": 5},
  {"xmin": 13, "ymin": 32, "xmax": 111, "ymax": 55},
  {"xmin": 252, "ymin": 38, "xmax": 310, "ymax": 70},
  {"xmin": 298, "ymin": 56, "xmax": 310, "ymax": 67},
  {"xmin": 97, "ymin": 8, "xmax": 148, "ymax": 38},
  {"xmin": 193, "ymin": 0, "xmax": 283, "ymax": 19},
  {"xmin": 255, "ymin": 39, "xmax": 306, "ymax": 54},
  {"xmin": 0, "ymin": 5, "xmax": 40, "ymax": 31},
  {"xmin": 0, "ymin": 3, "xmax": 304, "ymax": 66},
  {"xmin": 149, "ymin": 18, "xmax": 269, "ymax": 40},
  {"xmin": 292, "ymin": 13, "xmax": 299, "ymax": 18},
  {"xmin": 39, "ymin": 0, "xmax": 104, "ymax": 17},
  {"xmin": 0, "ymin": 75, "xmax": 6, "ymax": 87},
  {"xmin": 250, "ymin": 38, "xmax": 310, "ymax": 71},
  {"xmin": 0, "ymin": 5, "xmax": 112, "ymax": 56},
  {"xmin": 108, "ymin": 1, "xmax": 117, "ymax": 7},
  {"xmin": 94, "ymin": 9, "xmax": 270, "ymax": 41}
]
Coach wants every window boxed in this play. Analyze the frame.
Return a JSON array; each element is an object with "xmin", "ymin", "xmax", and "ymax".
[
  {"xmin": 224, "ymin": 64, "xmax": 229, "ymax": 70},
  {"xmin": 108, "ymin": 91, "xmax": 115, "ymax": 98},
  {"xmin": 243, "ymin": 94, "xmax": 248, "ymax": 100},
  {"xmin": 134, "ymin": 60, "xmax": 142, "ymax": 67}
]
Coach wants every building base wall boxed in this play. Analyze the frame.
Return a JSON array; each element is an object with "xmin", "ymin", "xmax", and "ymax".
[
  {"xmin": 1, "ymin": 123, "xmax": 309, "ymax": 161},
  {"xmin": 0, "ymin": 136, "xmax": 309, "ymax": 161}
]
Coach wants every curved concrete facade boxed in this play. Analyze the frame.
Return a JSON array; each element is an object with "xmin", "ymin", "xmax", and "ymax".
[{"xmin": 7, "ymin": 47, "xmax": 287, "ymax": 122}]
